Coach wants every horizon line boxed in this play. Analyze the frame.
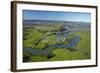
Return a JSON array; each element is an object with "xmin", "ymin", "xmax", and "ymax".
[{"xmin": 23, "ymin": 19, "xmax": 91, "ymax": 23}]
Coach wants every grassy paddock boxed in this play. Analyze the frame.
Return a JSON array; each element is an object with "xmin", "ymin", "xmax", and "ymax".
[{"xmin": 23, "ymin": 26, "xmax": 91, "ymax": 62}]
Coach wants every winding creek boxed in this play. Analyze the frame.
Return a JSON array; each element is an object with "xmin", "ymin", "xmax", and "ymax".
[{"xmin": 24, "ymin": 29, "xmax": 81, "ymax": 57}]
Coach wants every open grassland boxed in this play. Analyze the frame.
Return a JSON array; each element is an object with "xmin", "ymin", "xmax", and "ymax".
[
  {"xmin": 46, "ymin": 31, "xmax": 91, "ymax": 61},
  {"xmin": 23, "ymin": 26, "xmax": 91, "ymax": 62}
]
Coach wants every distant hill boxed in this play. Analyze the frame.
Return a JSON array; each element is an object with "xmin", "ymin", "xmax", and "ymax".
[{"xmin": 23, "ymin": 20, "xmax": 90, "ymax": 29}]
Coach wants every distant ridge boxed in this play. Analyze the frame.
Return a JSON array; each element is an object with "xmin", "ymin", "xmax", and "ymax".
[
  {"xmin": 23, "ymin": 20, "xmax": 90, "ymax": 23},
  {"xmin": 23, "ymin": 20, "xmax": 91, "ymax": 29}
]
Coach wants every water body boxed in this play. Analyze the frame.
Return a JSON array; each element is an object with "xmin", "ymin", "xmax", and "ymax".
[
  {"xmin": 23, "ymin": 34, "xmax": 80, "ymax": 57},
  {"xmin": 23, "ymin": 26, "xmax": 81, "ymax": 59}
]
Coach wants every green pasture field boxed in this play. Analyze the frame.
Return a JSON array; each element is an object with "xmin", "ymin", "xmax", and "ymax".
[{"xmin": 23, "ymin": 26, "xmax": 91, "ymax": 62}]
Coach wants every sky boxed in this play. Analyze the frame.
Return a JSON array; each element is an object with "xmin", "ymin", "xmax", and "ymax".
[{"xmin": 23, "ymin": 10, "xmax": 91, "ymax": 22}]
